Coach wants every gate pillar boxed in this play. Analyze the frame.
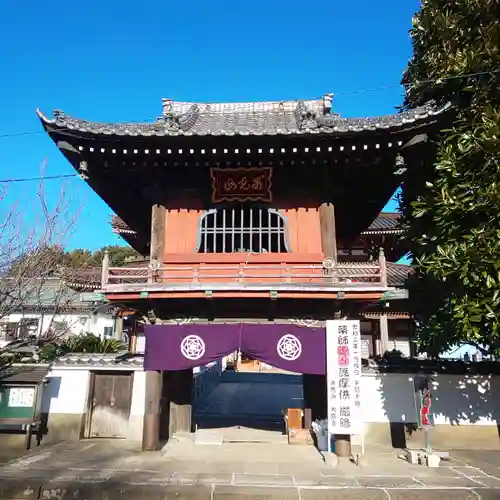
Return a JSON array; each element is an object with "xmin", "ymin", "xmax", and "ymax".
[{"xmin": 142, "ymin": 370, "xmax": 163, "ymax": 451}]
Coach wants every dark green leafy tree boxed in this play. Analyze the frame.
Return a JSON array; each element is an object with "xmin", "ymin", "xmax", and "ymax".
[
  {"xmin": 8, "ymin": 244, "xmax": 140, "ymax": 274},
  {"xmin": 92, "ymin": 245, "xmax": 141, "ymax": 267},
  {"xmin": 399, "ymin": 0, "xmax": 500, "ymax": 356},
  {"xmin": 38, "ymin": 333, "xmax": 126, "ymax": 362}
]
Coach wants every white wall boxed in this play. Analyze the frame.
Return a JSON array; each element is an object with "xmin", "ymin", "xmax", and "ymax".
[
  {"xmin": 41, "ymin": 365, "xmax": 145, "ymax": 440},
  {"xmin": 39, "ymin": 367, "xmax": 500, "ymax": 444},
  {"xmin": 44, "ymin": 368, "xmax": 500, "ymax": 427},
  {"xmin": 130, "ymin": 371, "xmax": 146, "ymax": 417},
  {"xmin": 362, "ymin": 372, "xmax": 500, "ymax": 426},
  {"xmin": 128, "ymin": 371, "xmax": 146, "ymax": 440},
  {"xmin": 42, "ymin": 368, "xmax": 90, "ymax": 414}
]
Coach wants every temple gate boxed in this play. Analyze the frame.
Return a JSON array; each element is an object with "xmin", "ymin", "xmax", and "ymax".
[{"xmin": 38, "ymin": 95, "xmax": 448, "ymax": 455}]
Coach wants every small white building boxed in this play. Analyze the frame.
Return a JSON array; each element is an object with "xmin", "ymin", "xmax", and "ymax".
[{"xmin": 0, "ymin": 278, "xmax": 114, "ymax": 349}]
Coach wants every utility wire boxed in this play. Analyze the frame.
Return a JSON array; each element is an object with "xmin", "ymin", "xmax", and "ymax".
[
  {"xmin": 0, "ymin": 130, "xmax": 45, "ymax": 139},
  {"xmin": 333, "ymin": 68, "xmax": 500, "ymax": 96},
  {"xmin": 0, "ymin": 68, "xmax": 498, "ymax": 141},
  {"xmin": 0, "ymin": 174, "xmax": 78, "ymax": 184}
]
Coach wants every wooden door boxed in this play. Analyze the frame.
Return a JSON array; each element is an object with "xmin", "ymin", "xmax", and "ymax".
[{"xmin": 89, "ymin": 372, "xmax": 133, "ymax": 438}]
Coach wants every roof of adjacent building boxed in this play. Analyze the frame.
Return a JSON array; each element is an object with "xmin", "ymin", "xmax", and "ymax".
[
  {"xmin": 37, "ymin": 97, "xmax": 449, "ymax": 139},
  {"xmin": 53, "ymin": 352, "xmax": 143, "ymax": 368},
  {"xmin": 0, "ymin": 277, "xmax": 106, "ymax": 312},
  {"xmin": 387, "ymin": 262, "xmax": 411, "ymax": 287},
  {"xmin": 0, "ymin": 363, "xmax": 50, "ymax": 385},
  {"xmin": 361, "ymin": 212, "xmax": 402, "ymax": 235}
]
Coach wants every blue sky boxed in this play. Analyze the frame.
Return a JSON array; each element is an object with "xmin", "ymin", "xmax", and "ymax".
[{"xmin": 0, "ymin": 0, "xmax": 420, "ymax": 251}]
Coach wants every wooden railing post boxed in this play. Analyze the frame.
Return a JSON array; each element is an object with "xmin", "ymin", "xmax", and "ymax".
[
  {"xmin": 101, "ymin": 249, "xmax": 109, "ymax": 288},
  {"xmin": 379, "ymin": 247, "xmax": 388, "ymax": 287}
]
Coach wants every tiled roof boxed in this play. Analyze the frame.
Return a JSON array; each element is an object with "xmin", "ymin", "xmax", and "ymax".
[
  {"xmin": 53, "ymin": 352, "xmax": 143, "ymax": 368},
  {"xmin": 0, "ymin": 277, "xmax": 105, "ymax": 309},
  {"xmin": 37, "ymin": 98, "xmax": 449, "ymax": 138},
  {"xmin": 387, "ymin": 262, "xmax": 411, "ymax": 287},
  {"xmin": 0, "ymin": 363, "xmax": 50, "ymax": 385},
  {"xmin": 111, "ymin": 215, "xmax": 135, "ymax": 235},
  {"xmin": 362, "ymin": 212, "xmax": 402, "ymax": 235}
]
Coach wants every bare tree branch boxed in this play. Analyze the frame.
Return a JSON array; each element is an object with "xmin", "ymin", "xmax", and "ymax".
[{"xmin": 0, "ymin": 162, "xmax": 90, "ymax": 349}]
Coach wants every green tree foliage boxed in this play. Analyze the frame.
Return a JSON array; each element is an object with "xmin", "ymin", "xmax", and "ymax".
[
  {"xmin": 38, "ymin": 333, "xmax": 126, "ymax": 362},
  {"xmin": 400, "ymin": 0, "xmax": 500, "ymax": 355},
  {"xmin": 8, "ymin": 244, "xmax": 140, "ymax": 275},
  {"xmin": 91, "ymin": 245, "xmax": 141, "ymax": 267}
]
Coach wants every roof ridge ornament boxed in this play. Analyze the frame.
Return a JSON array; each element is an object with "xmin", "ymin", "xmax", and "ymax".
[
  {"xmin": 294, "ymin": 101, "xmax": 318, "ymax": 131},
  {"xmin": 323, "ymin": 93, "xmax": 333, "ymax": 115},
  {"xmin": 159, "ymin": 99, "xmax": 199, "ymax": 131}
]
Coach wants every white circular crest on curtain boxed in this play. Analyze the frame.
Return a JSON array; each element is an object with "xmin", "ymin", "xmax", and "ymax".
[
  {"xmin": 277, "ymin": 334, "xmax": 302, "ymax": 361},
  {"xmin": 180, "ymin": 334, "xmax": 206, "ymax": 360}
]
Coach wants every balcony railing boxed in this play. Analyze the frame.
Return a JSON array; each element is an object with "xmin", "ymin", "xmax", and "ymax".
[{"xmin": 100, "ymin": 251, "xmax": 389, "ymax": 293}]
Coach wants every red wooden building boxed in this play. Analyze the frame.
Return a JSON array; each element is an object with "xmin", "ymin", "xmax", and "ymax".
[{"xmin": 38, "ymin": 95, "xmax": 447, "ymax": 450}]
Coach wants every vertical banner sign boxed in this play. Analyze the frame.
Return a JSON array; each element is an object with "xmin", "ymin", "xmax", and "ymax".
[{"xmin": 326, "ymin": 320, "xmax": 362, "ymax": 437}]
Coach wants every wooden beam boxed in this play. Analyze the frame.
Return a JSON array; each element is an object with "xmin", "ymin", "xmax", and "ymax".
[
  {"xmin": 142, "ymin": 370, "xmax": 163, "ymax": 451},
  {"xmin": 103, "ymin": 291, "xmax": 385, "ymax": 301},
  {"xmin": 150, "ymin": 204, "xmax": 166, "ymax": 273},
  {"xmin": 380, "ymin": 313, "xmax": 389, "ymax": 354},
  {"xmin": 379, "ymin": 248, "xmax": 388, "ymax": 287},
  {"xmin": 114, "ymin": 316, "xmax": 123, "ymax": 341},
  {"xmin": 101, "ymin": 250, "xmax": 109, "ymax": 287},
  {"xmin": 319, "ymin": 203, "xmax": 337, "ymax": 262}
]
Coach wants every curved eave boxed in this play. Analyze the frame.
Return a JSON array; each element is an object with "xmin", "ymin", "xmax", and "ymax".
[
  {"xmin": 36, "ymin": 103, "xmax": 451, "ymax": 141},
  {"xmin": 361, "ymin": 229, "xmax": 404, "ymax": 236}
]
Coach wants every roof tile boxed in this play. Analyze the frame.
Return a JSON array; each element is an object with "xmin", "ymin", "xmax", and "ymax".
[
  {"xmin": 38, "ymin": 99, "xmax": 449, "ymax": 138},
  {"xmin": 0, "ymin": 364, "xmax": 50, "ymax": 385}
]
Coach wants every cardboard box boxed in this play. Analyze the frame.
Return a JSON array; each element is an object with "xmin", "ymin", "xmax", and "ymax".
[{"xmin": 288, "ymin": 428, "xmax": 314, "ymax": 446}]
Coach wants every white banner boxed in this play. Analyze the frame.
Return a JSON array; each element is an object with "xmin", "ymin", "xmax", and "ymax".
[{"xmin": 326, "ymin": 320, "xmax": 362, "ymax": 435}]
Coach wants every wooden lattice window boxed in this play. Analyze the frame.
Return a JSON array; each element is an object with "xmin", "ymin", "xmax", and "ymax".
[{"xmin": 197, "ymin": 208, "xmax": 289, "ymax": 253}]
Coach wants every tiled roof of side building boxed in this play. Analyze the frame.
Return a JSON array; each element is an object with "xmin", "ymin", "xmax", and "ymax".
[
  {"xmin": 361, "ymin": 212, "xmax": 403, "ymax": 235},
  {"xmin": 0, "ymin": 364, "xmax": 51, "ymax": 385},
  {"xmin": 53, "ymin": 353, "xmax": 143, "ymax": 368},
  {"xmin": 37, "ymin": 97, "xmax": 450, "ymax": 138},
  {"xmin": 387, "ymin": 262, "xmax": 411, "ymax": 287}
]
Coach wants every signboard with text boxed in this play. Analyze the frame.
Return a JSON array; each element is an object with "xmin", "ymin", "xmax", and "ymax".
[
  {"xmin": 210, "ymin": 167, "xmax": 273, "ymax": 203},
  {"xmin": 8, "ymin": 388, "xmax": 35, "ymax": 408},
  {"xmin": 326, "ymin": 320, "xmax": 362, "ymax": 436}
]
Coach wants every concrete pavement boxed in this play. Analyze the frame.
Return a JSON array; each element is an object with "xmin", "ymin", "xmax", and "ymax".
[
  {"xmin": 2, "ymin": 373, "xmax": 500, "ymax": 498},
  {"xmin": 1, "ymin": 440, "xmax": 500, "ymax": 499}
]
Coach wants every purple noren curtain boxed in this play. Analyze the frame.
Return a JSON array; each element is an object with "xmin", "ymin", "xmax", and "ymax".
[
  {"xmin": 144, "ymin": 324, "xmax": 242, "ymax": 371},
  {"xmin": 143, "ymin": 323, "xmax": 326, "ymax": 374},
  {"xmin": 242, "ymin": 324, "xmax": 326, "ymax": 375}
]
